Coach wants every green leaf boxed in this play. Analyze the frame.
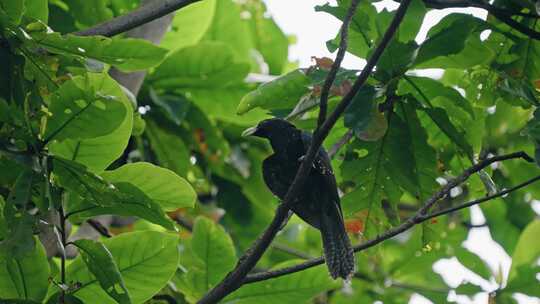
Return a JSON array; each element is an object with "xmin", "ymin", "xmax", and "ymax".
[
  {"xmin": 6, "ymin": 168, "xmax": 34, "ymax": 209},
  {"xmin": 144, "ymin": 119, "xmax": 190, "ymax": 177},
  {"xmin": 414, "ymin": 14, "xmax": 486, "ymax": 66},
  {"xmin": 49, "ymin": 74, "xmax": 133, "ymax": 173},
  {"xmin": 101, "ymin": 162, "xmax": 196, "ymax": 211},
  {"xmin": 0, "ymin": 239, "xmax": 50, "ymax": 302},
  {"xmin": 191, "ymin": 217, "xmax": 236, "ymax": 289},
  {"xmin": 397, "ymin": 0, "xmax": 426, "ymax": 42},
  {"xmin": 160, "ymin": 0, "xmax": 216, "ymax": 51},
  {"xmin": 455, "ymin": 248, "xmax": 492, "ymax": 281},
  {"xmin": 150, "ymin": 41, "xmax": 250, "ymax": 90},
  {"xmin": 505, "ymin": 37, "xmax": 540, "ymax": 82},
  {"xmin": 67, "ymin": 0, "xmax": 113, "ymax": 29},
  {"xmin": 202, "ymin": 0, "xmax": 253, "ymax": 64},
  {"xmin": 29, "ymin": 31, "xmax": 168, "ymax": 72},
  {"xmin": 65, "ymin": 231, "xmax": 179, "ymax": 304},
  {"xmin": 187, "ymin": 86, "xmax": 270, "ymax": 125},
  {"xmin": 343, "ymin": 85, "xmax": 387, "ymax": 141},
  {"xmin": 508, "ymin": 220, "xmax": 540, "ymax": 281},
  {"xmin": 237, "ymin": 69, "xmax": 310, "ymax": 115},
  {"xmin": 422, "ymin": 107, "xmax": 474, "ymax": 158},
  {"xmin": 317, "ymin": 0, "xmax": 385, "ymax": 58},
  {"xmin": 504, "ymin": 264, "xmax": 540, "ymax": 297},
  {"xmin": 224, "ymin": 262, "xmax": 339, "ymax": 304},
  {"xmin": 1, "ymin": 170, "xmax": 36, "ymax": 257},
  {"xmin": 72, "ymin": 239, "xmax": 131, "ymax": 304},
  {"xmin": 341, "ymin": 113, "xmax": 418, "ymax": 234},
  {"xmin": 415, "ymin": 35, "xmax": 495, "ymax": 69},
  {"xmin": 399, "ymin": 76, "xmax": 475, "ymax": 119},
  {"xmin": 44, "ymin": 75, "xmax": 126, "ymax": 142},
  {"xmin": 46, "ymin": 293, "xmax": 84, "ymax": 304},
  {"xmin": 455, "ymin": 282, "xmax": 483, "ymax": 296},
  {"xmin": 0, "ymin": 0, "xmax": 24, "ymax": 25},
  {"xmin": 375, "ymin": 40, "xmax": 418, "ymax": 81},
  {"xmin": 54, "ymin": 157, "xmax": 176, "ymax": 230},
  {"xmin": 24, "ymin": 0, "xmax": 48, "ymax": 23},
  {"xmin": 244, "ymin": 1, "xmax": 289, "ymax": 74}
]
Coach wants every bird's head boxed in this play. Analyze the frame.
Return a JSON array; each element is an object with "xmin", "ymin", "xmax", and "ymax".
[{"xmin": 241, "ymin": 118, "xmax": 297, "ymax": 139}]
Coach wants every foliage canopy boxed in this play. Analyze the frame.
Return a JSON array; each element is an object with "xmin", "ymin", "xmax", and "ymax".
[{"xmin": 0, "ymin": 0, "xmax": 539, "ymax": 303}]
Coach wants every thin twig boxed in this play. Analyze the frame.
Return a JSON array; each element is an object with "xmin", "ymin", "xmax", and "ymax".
[
  {"xmin": 421, "ymin": 175, "xmax": 540, "ymax": 221},
  {"xmin": 197, "ymin": 1, "xmax": 413, "ymax": 303},
  {"xmin": 243, "ymin": 152, "xmax": 534, "ymax": 283},
  {"xmin": 74, "ymin": 0, "xmax": 201, "ymax": 37},
  {"xmin": 422, "ymin": 0, "xmax": 540, "ymax": 40},
  {"xmin": 317, "ymin": 0, "xmax": 361, "ymax": 129}
]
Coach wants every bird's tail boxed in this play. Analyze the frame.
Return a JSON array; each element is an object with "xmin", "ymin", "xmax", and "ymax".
[{"xmin": 320, "ymin": 203, "xmax": 356, "ymax": 280}]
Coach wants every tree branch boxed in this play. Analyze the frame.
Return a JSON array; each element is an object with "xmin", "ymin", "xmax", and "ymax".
[
  {"xmin": 109, "ymin": 0, "xmax": 175, "ymax": 95},
  {"xmin": 243, "ymin": 152, "xmax": 535, "ymax": 283},
  {"xmin": 74, "ymin": 0, "xmax": 201, "ymax": 37},
  {"xmin": 197, "ymin": 0, "xmax": 414, "ymax": 303},
  {"xmin": 317, "ymin": 0, "xmax": 361, "ymax": 129},
  {"xmin": 422, "ymin": 0, "xmax": 540, "ymax": 40}
]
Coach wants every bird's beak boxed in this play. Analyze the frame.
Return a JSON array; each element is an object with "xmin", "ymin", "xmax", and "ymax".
[{"xmin": 242, "ymin": 126, "xmax": 258, "ymax": 137}]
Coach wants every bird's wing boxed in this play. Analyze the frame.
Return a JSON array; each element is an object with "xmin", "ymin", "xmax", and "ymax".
[
  {"xmin": 301, "ymin": 132, "xmax": 343, "ymax": 214},
  {"xmin": 262, "ymin": 154, "xmax": 292, "ymax": 199}
]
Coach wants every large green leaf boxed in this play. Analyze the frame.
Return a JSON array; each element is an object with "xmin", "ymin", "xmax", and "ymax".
[
  {"xmin": 191, "ymin": 217, "xmax": 236, "ymax": 289},
  {"xmin": 224, "ymin": 262, "xmax": 339, "ymax": 304},
  {"xmin": 243, "ymin": 1, "xmax": 289, "ymax": 74},
  {"xmin": 0, "ymin": 0, "xmax": 24, "ymax": 25},
  {"xmin": 414, "ymin": 14, "xmax": 486, "ymax": 66},
  {"xmin": 340, "ymin": 113, "xmax": 417, "ymax": 234},
  {"xmin": 67, "ymin": 0, "xmax": 113, "ymax": 29},
  {"xmin": 174, "ymin": 217, "xmax": 236, "ymax": 302},
  {"xmin": 150, "ymin": 41, "xmax": 250, "ymax": 90},
  {"xmin": 48, "ymin": 73, "xmax": 133, "ymax": 173},
  {"xmin": 101, "ymin": 162, "xmax": 196, "ymax": 211},
  {"xmin": 43, "ymin": 75, "xmax": 126, "ymax": 142},
  {"xmin": 1, "ymin": 169, "xmax": 36, "ymax": 257},
  {"xmin": 29, "ymin": 31, "xmax": 168, "ymax": 72},
  {"xmin": 187, "ymin": 86, "xmax": 269, "ymax": 125},
  {"xmin": 375, "ymin": 40, "xmax": 418, "ymax": 81},
  {"xmin": 72, "ymin": 239, "xmax": 131, "ymax": 304},
  {"xmin": 0, "ymin": 239, "xmax": 50, "ymax": 302},
  {"xmin": 202, "ymin": 0, "xmax": 253, "ymax": 64},
  {"xmin": 317, "ymin": 0, "xmax": 385, "ymax": 58},
  {"xmin": 343, "ymin": 85, "xmax": 387, "ymax": 141},
  {"xmin": 398, "ymin": 101, "xmax": 439, "ymax": 201},
  {"xmin": 24, "ymin": 0, "xmax": 48, "ymax": 23},
  {"xmin": 508, "ymin": 220, "xmax": 540, "ymax": 281},
  {"xmin": 236, "ymin": 69, "xmax": 310, "ymax": 115},
  {"xmin": 144, "ymin": 119, "xmax": 190, "ymax": 177},
  {"xmin": 415, "ymin": 35, "xmax": 495, "ymax": 69},
  {"xmin": 66, "ymin": 231, "xmax": 179, "ymax": 304},
  {"xmin": 54, "ymin": 157, "xmax": 176, "ymax": 230},
  {"xmin": 160, "ymin": 0, "xmax": 216, "ymax": 51},
  {"xmin": 399, "ymin": 76, "xmax": 474, "ymax": 118}
]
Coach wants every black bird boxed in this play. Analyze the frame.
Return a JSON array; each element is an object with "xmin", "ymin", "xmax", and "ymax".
[{"xmin": 242, "ymin": 118, "xmax": 355, "ymax": 279}]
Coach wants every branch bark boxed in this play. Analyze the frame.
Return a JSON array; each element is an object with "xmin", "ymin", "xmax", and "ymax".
[
  {"xmin": 243, "ymin": 152, "xmax": 535, "ymax": 283},
  {"xmin": 317, "ymin": 0, "xmax": 361, "ymax": 129},
  {"xmin": 74, "ymin": 0, "xmax": 201, "ymax": 37},
  {"xmin": 108, "ymin": 0, "xmax": 175, "ymax": 95},
  {"xmin": 423, "ymin": 0, "xmax": 540, "ymax": 40},
  {"xmin": 196, "ymin": 1, "xmax": 413, "ymax": 302}
]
